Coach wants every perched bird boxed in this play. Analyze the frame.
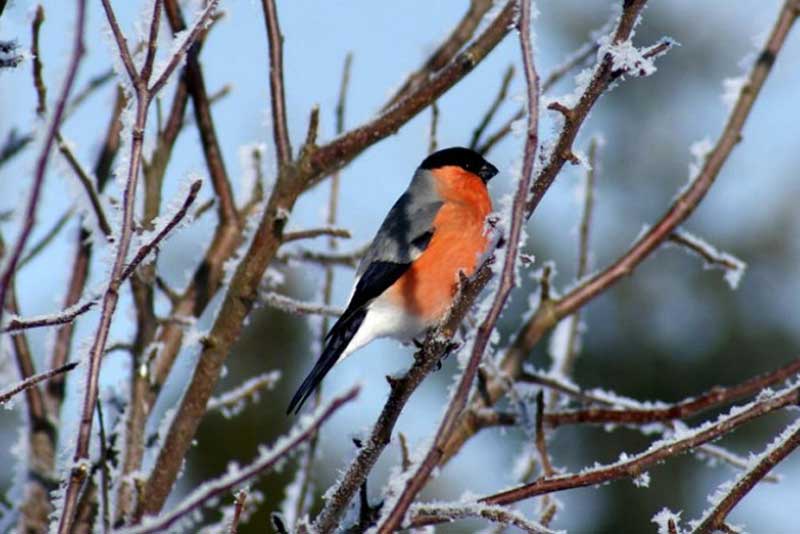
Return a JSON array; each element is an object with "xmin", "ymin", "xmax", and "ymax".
[{"xmin": 287, "ymin": 147, "xmax": 498, "ymax": 414}]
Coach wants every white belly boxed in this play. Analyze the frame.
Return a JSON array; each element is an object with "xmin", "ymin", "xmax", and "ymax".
[{"xmin": 338, "ymin": 295, "xmax": 425, "ymax": 362}]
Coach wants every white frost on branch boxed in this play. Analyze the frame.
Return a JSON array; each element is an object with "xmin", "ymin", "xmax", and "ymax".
[
  {"xmin": 689, "ymin": 415, "xmax": 800, "ymax": 532},
  {"xmin": 604, "ymin": 38, "xmax": 657, "ymax": 77},
  {"xmin": 206, "ymin": 370, "xmax": 281, "ymax": 417},
  {"xmin": 652, "ymin": 507, "xmax": 683, "ymax": 534},
  {"xmin": 259, "ymin": 291, "xmax": 344, "ymax": 318},
  {"xmin": 721, "ymin": 77, "xmax": 748, "ymax": 112},
  {"xmin": 668, "ymin": 228, "xmax": 747, "ymax": 290},
  {"xmin": 409, "ymin": 500, "xmax": 563, "ymax": 534},
  {"xmin": 237, "ymin": 142, "xmax": 269, "ymax": 208}
]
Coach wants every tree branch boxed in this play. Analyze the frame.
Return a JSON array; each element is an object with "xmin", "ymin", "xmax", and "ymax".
[
  {"xmin": 478, "ymin": 380, "xmax": 800, "ymax": 507},
  {"xmin": 260, "ymin": 0, "xmax": 292, "ymax": 169},
  {"xmin": 690, "ymin": 417, "xmax": 800, "ymax": 533}
]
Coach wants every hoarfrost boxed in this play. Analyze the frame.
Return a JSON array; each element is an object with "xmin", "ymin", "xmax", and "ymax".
[
  {"xmin": 606, "ymin": 38, "xmax": 657, "ymax": 77},
  {"xmin": 721, "ymin": 76, "xmax": 747, "ymax": 111},
  {"xmin": 633, "ymin": 471, "xmax": 650, "ymax": 488},
  {"xmin": 651, "ymin": 507, "xmax": 683, "ymax": 534}
]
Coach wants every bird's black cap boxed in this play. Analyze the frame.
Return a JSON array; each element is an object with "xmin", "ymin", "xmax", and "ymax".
[{"xmin": 420, "ymin": 146, "xmax": 499, "ymax": 183}]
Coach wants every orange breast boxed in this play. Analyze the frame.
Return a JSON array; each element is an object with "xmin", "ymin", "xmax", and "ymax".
[{"xmin": 386, "ymin": 167, "xmax": 492, "ymax": 323}]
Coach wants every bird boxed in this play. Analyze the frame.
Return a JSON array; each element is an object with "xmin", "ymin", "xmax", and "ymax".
[{"xmin": 287, "ymin": 146, "xmax": 498, "ymax": 414}]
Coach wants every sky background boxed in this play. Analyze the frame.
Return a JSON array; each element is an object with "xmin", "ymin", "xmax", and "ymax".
[{"xmin": 2, "ymin": 1, "xmax": 800, "ymax": 532}]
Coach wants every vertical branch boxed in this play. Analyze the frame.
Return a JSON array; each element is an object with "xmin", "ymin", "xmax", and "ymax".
[
  {"xmin": 162, "ymin": 0, "xmax": 238, "ymax": 225},
  {"xmin": 5, "ymin": 282, "xmax": 56, "ymax": 532},
  {"xmin": 261, "ymin": 0, "xmax": 292, "ymax": 169},
  {"xmin": 31, "ymin": 5, "xmax": 46, "ymax": 116},
  {"xmin": 552, "ymin": 136, "xmax": 599, "ymax": 378},
  {"xmin": 376, "ymin": 0, "xmax": 540, "ymax": 529},
  {"xmin": 428, "ymin": 102, "xmax": 439, "ymax": 154}
]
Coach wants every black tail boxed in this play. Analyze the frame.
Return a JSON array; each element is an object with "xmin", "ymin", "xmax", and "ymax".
[{"xmin": 287, "ymin": 308, "xmax": 367, "ymax": 414}]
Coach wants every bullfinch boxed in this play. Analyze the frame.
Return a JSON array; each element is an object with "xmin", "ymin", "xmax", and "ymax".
[{"xmin": 287, "ymin": 146, "xmax": 498, "ymax": 414}]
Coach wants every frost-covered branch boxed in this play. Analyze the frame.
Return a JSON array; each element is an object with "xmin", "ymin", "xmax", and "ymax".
[
  {"xmin": 260, "ymin": 292, "xmax": 344, "ymax": 318},
  {"xmin": 690, "ymin": 416, "xmax": 800, "ymax": 533},
  {"xmin": 260, "ymin": 0, "xmax": 292, "ymax": 169},
  {"xmin": 0, "ymin": 362, "xmax": 78, "ymax": 406},
  {"xmin": 276, "ymin": 246, "xmax": 367, "ymax": 268},
  {"xmin": 479, "ymin": 379, "xmax": 800, "ymax": 507},
  {"xmin": 282, "ymin": 227, "xmax": 351, "ymax": 242},
  {"xmin": 121, "ymin": 180, "xmax": 202, "ymax": 280},
  {"xmin": 375, "ymin": 0, "xmax": 540, "ymax": 528},
  {"xmin": 206, "ymin": 371, "xmax": 281, "ymax": 415},
  {"xmin": 148, "ymin": 0, "xmax": 221, "ymax": 96},
  {"xmin": 536, "ymin": 357, "xmax": 800, "ymax": 427},
  {"xmin": 409, "ymin": 501, "xmax": 560, "ymax": 533},
  {"xmin": 120, "ymin": 386, "xmax": 358, "ymax": 534},
  {"xmin": 1, "ymin": 300, "xmax": 95, "ymax": 334},
  {"xmin": 384, "ymin": 0, "xmax": 494, "ymax": 108},
  {"xmin": 550, "ymin": 136, "xmax": 599, "ymax": 380},
  {"xmin": 668, "ymin": 229, "xmax": 746, "ymax": 290}
]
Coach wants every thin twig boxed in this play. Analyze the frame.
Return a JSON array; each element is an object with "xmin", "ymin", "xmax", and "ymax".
[
  {"xmin": 2, "ymin": 300, "xmax": 96, "ymax": 333},
  {"xmin": 31, "ymin": 5, "xmax": 46, "ymax": 116},
  {"xmin": 18, "ymin": 208, "xmax": 74, "ymax": 269},
  {"xmin": 260, "ymin": 0, "xmax": 292, "ymax": 168},
  {"xmin": 57, "ymin": 1, "xmax": 213, "ymax": 527},
  {"xmin": 120, "ymin": 180, "xmax": 202, "ymax": 281},
  {"xmin": 410, "ymin": 502, "xmax": 558, "ymax": 533},
  {"xmin": 293, "ymin": 52, "xmax": 353, "ymax": 527},
  {"xmin": 260, "ymin": 292, "xmax": 344, "ymax": 318},
  {"xmin": 99, "ymin": 0, "xmax": 138, "ymax": 85},
  {"xmin": 428, "ymin": 101, "xmax": 439, "ymax": 154},
  {"xmin": 691, "ymin": 417, "xmax": 800, "ymax": 533},
  {"xmin": 148, "ymin": 1, "xmax": 220, "ymax": 95},
  {"xmin": 207, "ymin": 371, "xmax": 281, "ymax": 413},
  {"xmin": 228, "ymin": 489, "xmax": 248, "ymax": 534},
  {"xmin": 56, "ymin": 135, "xmax": 113, "ymax": 237},
  {"xmin": 470, "ymin": 64, "xmax": 514, "ymax": 151},
  {"xmin": 0, "ymin": 361, "xmax": 78, "ymax": 405},
  {"xmin": 120, "ymin": 387, "xmax": 359, "ymax": 534},
  {"xmin": 96, "ymin": 399, "xmax": 112, "ymax": 534},
  {"xmin": 282, "ymin": 227, "xmax": 351, "ymax": 242},
  {"xmin": 534, "ymin": 392, "xmax": 555, "ymax": 477},
  {"xmin": 668, "ymin": 229, "xmax": 745, "ymax": 280},
  {"xmin": 552, "ymin": 136, "xmax": 599, "ymax": 378},
  {"xmin": 277, "ymin": 246, "xmax": 367, "ymax": 268}
]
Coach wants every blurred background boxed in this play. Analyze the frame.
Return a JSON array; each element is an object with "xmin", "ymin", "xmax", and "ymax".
[{"xmin": 1, "ymin": 0, "xmax": 799, "ymax": 532}]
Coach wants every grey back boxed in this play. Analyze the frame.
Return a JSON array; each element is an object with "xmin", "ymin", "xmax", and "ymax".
[{"xmin": 356, "ymin": 169, "xmax": 443, "ymax": 277}]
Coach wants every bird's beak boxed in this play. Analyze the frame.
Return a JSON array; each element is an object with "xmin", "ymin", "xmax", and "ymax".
[{"xmin": 479, "ymin": 162, "xmax": 499, "ymax": 183}]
